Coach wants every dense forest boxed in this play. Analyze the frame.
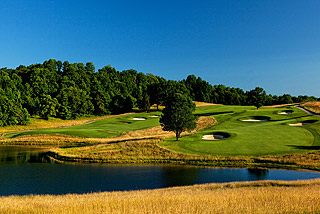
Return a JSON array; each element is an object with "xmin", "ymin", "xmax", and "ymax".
[{"xmin": 0, "ymin": 59, "xmax": 318, "ymax": 127}]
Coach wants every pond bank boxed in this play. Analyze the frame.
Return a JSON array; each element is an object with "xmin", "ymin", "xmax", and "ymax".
[{"xmin": 46, "ymin": 149, "xmax": 320, "ymax": 172}]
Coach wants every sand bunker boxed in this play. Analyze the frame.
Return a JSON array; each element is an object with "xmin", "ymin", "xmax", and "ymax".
[
  {"xmin": 242, "ymin": 119, "xmax": 269, "ymax": 122},
  {"xmin": 289, "ymin": 123, "xmax": 303, "ymax": 126},
  {"xmin": 132, "ymin": 118, "xmax": 146, "ymax": 120},
  {"xmin": 202, "ymin": 132, "xmax": 230, "ymax": 140},
  {"xmin": 278, "ymin": 111, "xmax": 293, "ymax": 115},
  {"xmin": 289, "ymin": 120, "xmax": 317, "ymax": 126},
  {"xmin": 202, "ymin": 135, "xmax": 225, "ymax": 140},
  {"xmin": 148, "ymin": 115, "xmax": 159, "ymax": 118},
  {"xmin": 242, "ymin": 116, "xmax": 270, "ymax": 122}
]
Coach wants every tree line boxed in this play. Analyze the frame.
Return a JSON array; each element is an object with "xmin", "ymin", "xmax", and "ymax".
[{"xmin": 0, "ymin": 59, "xmax": 318, "ymax": 127}]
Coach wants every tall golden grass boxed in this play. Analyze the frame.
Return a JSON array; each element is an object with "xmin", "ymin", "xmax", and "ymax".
[
  {"xmin": 260, "ymin": 103, "xmax": 299, "ymax": 109},
  {"xmin": 1, "ymin": 179, "xmax": 319, "ymax": 214},
  {"xmin": 193, "ymin": 101, "xmax": 221, "ymax": 107},
  {"xmin": 301, "ymin": 101, "xmax": 320, "ymax": 114}
]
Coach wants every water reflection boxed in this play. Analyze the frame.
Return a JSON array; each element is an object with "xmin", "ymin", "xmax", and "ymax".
[
  {"xmin": 247, "ymin": 168, "xmax": 269, "ymax": 180},
  {"xmin": 0, "ymin": 146, "xmax": 53, "ymax": 164},
  {"xmin": 161, "ymin": 166, "xmax": 199, "ymax": 187},
  {"xmin": 0, "ymin": 146, "xmax": 319, "ymax": 196}
]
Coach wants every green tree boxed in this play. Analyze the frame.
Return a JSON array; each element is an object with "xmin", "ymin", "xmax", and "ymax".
[
  {"xmin": 57, "ymin": 86, "xmax": 94, "ymax": 119},
  {"xmin": 0, "ymin": 69, "xmax": 30, "ymax": 126},
  {"xmin": 40, "ymin": 95, "xmax": 59, "ymax": 120},
  {"xmin": 247, "ymin": 87, "xmax": 267, "ymax": 109},
  {"xmin": 160, "ymin": 93, "xmax": 197, "ymax": 141},
  {"xmin": 278, "ymin": 94, "xmax": 293, "ymax": 104}
]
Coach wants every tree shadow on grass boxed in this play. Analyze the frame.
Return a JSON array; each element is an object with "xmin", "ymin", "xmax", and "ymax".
[
  {"xmin": 195, "ymin": 111, "xmax": 233, "ymax": 117},
  {"xmin": 286, "ymin": 145, "xmax": 320, "ymax": 150}
]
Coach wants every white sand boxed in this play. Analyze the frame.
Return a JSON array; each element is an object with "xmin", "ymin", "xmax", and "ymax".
[
  {"xmin": 278, "ymin": 111, "xmax": 292, "ymax": 115},
  {"xmin": 202, "ymin": 134, "xmax": 225, "ymax": 140},
  {"xmin": 242, "ymin": 119, "xmax": 269, "ymax": 122},
  {"xmin": 289, "ymin": 122, "xmax": 312, "ymax": 126},
  {"xmin": 289, "ymin": 123, "xmax": 302, "ymax": 126},
  {"xmin": 148, "ymin": 115, "xmax": 159, "ymax": 118},
  {"xmin": 132, "ymin": 118, "xmax": 146, "ymax": 120}
]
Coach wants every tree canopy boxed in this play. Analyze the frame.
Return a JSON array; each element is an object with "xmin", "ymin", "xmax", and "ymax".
[
  {"xmin": 247, "ymin": 87, "xmax": 267, "ymax": 109},
  {"xmin": 159, "ymin": 93, "xmax": 197, "ymax": 141},
  {"xmin": 0, "ymin": 59, "xmax": 318, "ymax": 127}
]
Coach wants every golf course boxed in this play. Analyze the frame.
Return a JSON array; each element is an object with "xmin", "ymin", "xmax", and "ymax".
[
  {"xmin": 161, "ymin": 105, "xmax": 320, "ymax": 156},
  {"xmin": 1, "ymin": 103, "xmax": 320, "ymax": 213},
  {"xmin": 1, "ymin": 103, "xmax": 320, "ymax": 170}
]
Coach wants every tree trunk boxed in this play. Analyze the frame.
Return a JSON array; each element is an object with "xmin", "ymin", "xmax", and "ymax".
[{"xmin": 175, "ymin": 132, "xmax": 180, "ymax": 141}]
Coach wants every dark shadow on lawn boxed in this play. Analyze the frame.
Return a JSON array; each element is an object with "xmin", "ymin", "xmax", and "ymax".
[
  {"xmin": 272, "ymin": 115, "xmax": 313, "ymax": 122},
  {"xmin": 107, "ymin": 137, "xmax": 161, "ymax": 144},
  {"xmin": 195, "ymin": 111, "xmax": 233, "ymax": 117},
  {"xmin": 286, "ymin": 145, "xmax": 320, "ymax": 150}
]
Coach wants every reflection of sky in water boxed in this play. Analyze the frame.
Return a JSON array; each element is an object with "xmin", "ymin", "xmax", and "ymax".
[{"xmin": 0, "ymin": 146, "xmax": 319, "ymax": 196}]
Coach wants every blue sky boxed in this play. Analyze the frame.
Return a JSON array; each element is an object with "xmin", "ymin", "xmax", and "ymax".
[{"xmin": 1, "ymin": 0, "xmax": 319, "ymax": 97}]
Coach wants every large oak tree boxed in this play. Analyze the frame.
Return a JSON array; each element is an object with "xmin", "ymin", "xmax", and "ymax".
[{"xmin": 160, "ymin": 93, "xmax": 197, "ymax": 141}]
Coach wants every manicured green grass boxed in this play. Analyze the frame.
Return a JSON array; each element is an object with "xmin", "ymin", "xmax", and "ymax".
[
  {"xmin": 160, "ymin": 105, "xmax": 320, "ymax": 156},
  {"xmin": 5, "ymin": 112, "xmax": 161, "ymax": 139}
]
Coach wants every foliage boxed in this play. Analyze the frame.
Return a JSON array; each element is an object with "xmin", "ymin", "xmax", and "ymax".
[
  {"xmin": 247, "ymin": 87, "xmax": 267, "ymax": 109},
  {"xmin": 40, "ymin": 95, "xmax": 59, "ymax": 120},
  {"xmin": 0, "ymin": 60, "xmax": 318, "ymax": 127},
  {"xmin": 0, "ymin": 69, "xmax": 30, "ymax": 126},
  {"xmin": 160, "ymin": 93, "xmax": 197, "ymax": 141}
]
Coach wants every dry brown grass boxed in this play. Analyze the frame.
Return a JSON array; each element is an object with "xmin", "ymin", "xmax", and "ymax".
[
  {"xmin": 43, "ymin": 117, "xmax": 217, "ymax": 161},
  {"xmin": 258, "ymin": 152, "xmax": 320, "ymax": 169},
  {"xmin": 51, "ymin": 141, "xmax": 320, "ymax": 171},
  {"xmin": 301, "ymin": 101, "xmax": 320, "ymax": 114},
  {"xmin": 260, "ymin": 103, "xmax": 299, "ymax": 109},
  {"xmin": 194, "ymin": 101, "xmax": 221, "ymax": 107},
  {"xmin": 1, "ymin": 179, "xmax": 319, "ymax": 214}
]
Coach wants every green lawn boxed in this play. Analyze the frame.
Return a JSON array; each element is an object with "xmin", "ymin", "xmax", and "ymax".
[
  {"xmin": 160, "ymin": 105, "xmax": 320, "ymax": 156},
  {"xmin": 5, "ymin": 105, "xmax": 320, "ymax": 157},
  {"xmin": 5, "ymin": 112, "xmax": 161, "ymax": 139}
]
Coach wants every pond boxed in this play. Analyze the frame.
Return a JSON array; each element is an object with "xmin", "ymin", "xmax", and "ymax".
[{"xmin": 0, "ymin": 146, "xmax": 319, "ymax": 196}]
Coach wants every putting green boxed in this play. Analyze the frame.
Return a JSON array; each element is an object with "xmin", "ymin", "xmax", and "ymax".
[{"xmin": 160, "ymin": 105, "xmax": 320, "ymax": 156}]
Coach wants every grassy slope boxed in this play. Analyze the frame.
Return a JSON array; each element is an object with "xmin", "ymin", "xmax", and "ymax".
[
  {"xmin": 3, "ymin": 104, "xmax": 320, "ymax": 158},
  {"xmin": 160, "ymin": 105, "xmax": 320, "ymax": 156},
  {"xmin": 4, "ymin": 112, "xmax": 161, "ymax": 139},
  {"xmin": 0, "ymin": 179, "xmax": 319, "ymax": 214}
]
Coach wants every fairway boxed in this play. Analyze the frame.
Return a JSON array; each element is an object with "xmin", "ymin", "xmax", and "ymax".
[
  {"xmin": 5, "ymin": 112, "xmax": 161, "ymax": 139},
  {"xmin": 160, "ymin": 105, "xmax": 320, "ymax": 156},
  {"xmin": 4, "ymin": 105, "xmax": 320, "ymax": 157}
]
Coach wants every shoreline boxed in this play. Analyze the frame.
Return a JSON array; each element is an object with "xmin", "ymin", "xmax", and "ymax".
[{"xmin": 45, "ymin": 150, "xmax": 320, "ymax": 172}]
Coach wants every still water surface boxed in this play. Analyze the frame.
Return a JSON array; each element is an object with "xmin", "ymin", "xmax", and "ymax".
[{"xmin": 0, "ymin": 146, "xmax": 319, "ymax": 196}]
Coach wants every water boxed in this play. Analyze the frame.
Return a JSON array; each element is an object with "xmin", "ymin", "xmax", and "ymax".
[{"xmin": 0, "ymin": 146, "xmax": 319, "ymax": 196}]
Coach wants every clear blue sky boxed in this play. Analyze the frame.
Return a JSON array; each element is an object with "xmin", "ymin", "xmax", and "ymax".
[{"xmin": 1, "ymin": 0, "xmax": 319, "ymax": 97}]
